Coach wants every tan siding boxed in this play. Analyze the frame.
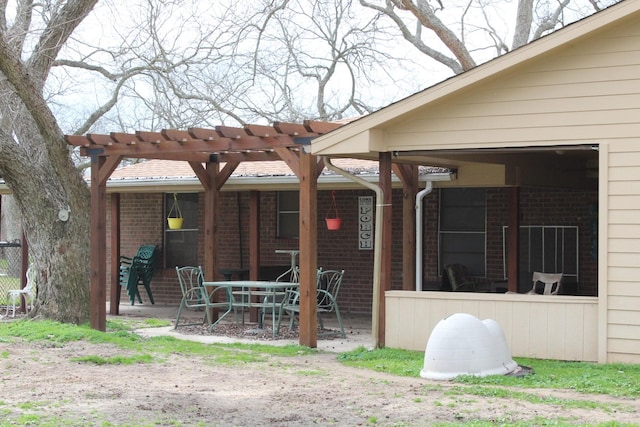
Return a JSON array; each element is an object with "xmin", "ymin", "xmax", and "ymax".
[
  {"xmin": 608, "ymin": 128, "xmax": 640, "ymax": 354},
  {"xmin": 608, "ymin": 338, "xmax": 640, "ymax": 355},
  {"xmin": 608, "ymin": 323, "xmax": 640, "ymax": 340},
  {"xmin": 608, "ymin": 240, "xmax": 640, "ymax": 253},
  {"xmin": 607, "ymin": 127, "xmax": 640, "ymax": 361},
  {"xmin": 608, "ymin": 310, "xmax": 640, "ymax": 325},
  {"xmin": 385, "ymin": 291, "xmax": 598, "ymax": 361},
  {"xmin": 608, "ymin": 281, "xmax": 640, "ymax": 296},
  {"xmin": 608, "ymin": 224, "xmax": 640, "ymax": 239},
  {"xmin": 383, "ymin": 24, "xmax": 640, "ymax": 151},
  {"xmin": 609, "ymin": 253, "xmax": 640, "ymax": 267}
]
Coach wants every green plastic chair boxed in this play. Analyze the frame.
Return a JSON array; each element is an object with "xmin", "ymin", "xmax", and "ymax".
[{"xmin": 119, "ymin": 244, "xmax": 159, "ymax": 305}]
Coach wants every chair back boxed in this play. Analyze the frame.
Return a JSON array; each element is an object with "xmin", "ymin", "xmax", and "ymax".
[
  {"xmin": 276, "ymin": 266, "xmax": 299, "ymax": 283},
  {"xmin": 443, "ymin": 264, "xmax": 476, "ymax": 292},
  {"xmin": 316, "ymin": 269, "xmax": 344, "ymax": 311},
  {"xmin": 176, "ymin": 266, "xmax": 206, "ymax": 305},
  {"xmin": 24, "ymin": 266, "xmax": 36, "ymax": 294},
  {"xmin": 531, "ymin": 272, "xmax": 563, "ymax": 295},
  {"xmin": 132, "ymin": 245, "xmax": 159, "ymax": 283}
]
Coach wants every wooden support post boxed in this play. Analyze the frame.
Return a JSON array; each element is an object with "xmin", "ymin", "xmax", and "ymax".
[
  {"xmin": 298, "ymin": 150, "xmax": 318, "ymax": 348},
  {"xmin": 393, "ymin": 164, "xmax": 418, "ymax": 291},
  {"xmin": 90, "ymin": 156, "xmax": 107, "ymax": 331},
  {"xmin": 507, "ymin": 187, "xmax": 520, "ymax": 292},
  {"xmin": 203, "ymin": 163, "xmax": 220, "ymax": 319},
  {"xmin": 378, "ymin": 152, "xmax": 393, "ymax": 347},
  {"xmin": 249, "ymin": 191, "xmax": 260, "ymax": 281},
  {"xmin": 109, "ymin": 193, "xmax": 121, "ymax": 315}
]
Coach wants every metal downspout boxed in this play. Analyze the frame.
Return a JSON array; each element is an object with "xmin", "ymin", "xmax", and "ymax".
[
  {"xmin": 322, "ymin": 156, "xmax": 383, "ymax": 349},
  {"xmin": 415, "ymin": 182, "xmax": 433, "ymax": 291}
]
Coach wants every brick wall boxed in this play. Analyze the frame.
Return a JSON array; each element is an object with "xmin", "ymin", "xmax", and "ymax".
[{"xmin": 108, "ymin": 185, "xmax": 598, "ymax": 314}]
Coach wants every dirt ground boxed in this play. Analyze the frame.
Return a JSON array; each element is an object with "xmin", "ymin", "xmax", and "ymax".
[{"xmin": 1, "ymin": 312, "xmax": 639, "ymax": 426}]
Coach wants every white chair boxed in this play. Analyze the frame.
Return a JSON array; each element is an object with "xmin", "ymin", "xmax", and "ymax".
[
  {"xmin": 6, "ymin": 266, "xmax": 36, "ymax": 317},
  {"xmin": 526, "ymin": 272, "xmax": 563, "ymax": 295}
]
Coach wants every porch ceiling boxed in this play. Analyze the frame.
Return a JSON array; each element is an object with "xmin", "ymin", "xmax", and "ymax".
[{"xmin": 390, "ymin": 144, "xmax": 599, "ymax": 190}]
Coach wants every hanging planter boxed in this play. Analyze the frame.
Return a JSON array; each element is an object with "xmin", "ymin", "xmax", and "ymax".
[
  {"xmin": 167, "ymin": 193, "xmax": 184, "ymax": 229},
  {"xmin": 325, "ymin": 190, "xmax": 342, "ymax": 231}
]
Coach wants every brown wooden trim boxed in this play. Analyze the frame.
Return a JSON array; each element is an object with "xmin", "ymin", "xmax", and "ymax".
[
  {"xmin": 274, "ymin": 147, "xmax": 300, "ymax": 178},
  {"xmin": 98, "ymin": 155, "xmax": 122, "ymax": 186},
  {"xmin": 216, "ymin": 161, "xmax": 240, "ymax": 190},
  {"xmin": 109, "ymin": 193, "xmax": 121, "ymax": 315},
  {"xmin": 394, "ymin": 164, "xmax": 418, "ymax": 291},
  {"xmin": 249, "ymin": 191, "xmax": 260, "ymax": 281},
  {"xmin": 508, "ymin": 187, "xmax": 520, "ymax": 292},
  {"xmin": 298, "ymin": 151, "xmax": 318, "ymax": 348},
  {"xmin": 90, "ymin": 156, "xmax": 107, "ymax": 331},
  {"xmin": 189, "ymin": 161, "xmax": 210, "ymax": 190}
]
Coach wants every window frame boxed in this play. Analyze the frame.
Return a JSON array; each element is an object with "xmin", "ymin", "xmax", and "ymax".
[
  {"xmin": 438, "ymin": 188, "xmax": 487, "ymax": 277},
  {"xmin": 163, "ymin": 192, "xmax": 199, "ymax": 268},
  {"xmin": 277, "ymin": 191, "xmax": 299, "ymax": 239}
]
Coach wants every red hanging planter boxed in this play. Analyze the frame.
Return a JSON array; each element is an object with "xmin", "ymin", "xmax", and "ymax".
[{"xmin": 325, "ymin": 191, "xmax": 342, "ymax": 230}]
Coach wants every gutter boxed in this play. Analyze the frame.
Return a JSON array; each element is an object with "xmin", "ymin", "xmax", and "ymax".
[
  {"xmin": 322, "ymin": 156, "xmax": 383, "ymax": 349},
  {"xmin": 415, "ymin": 182, "xmax": 433, "ymax": 290}
]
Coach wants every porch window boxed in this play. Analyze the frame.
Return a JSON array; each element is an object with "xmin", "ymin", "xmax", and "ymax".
[
  {"xmin": 277, "ymin": 191, "xmax": 299, "ymax": 239},
  {"xmin": 438, "ymin": 188, "xmax": 486, "ymax": 276},
  {"xmin": 164, "ymin": 193, "xmax": 198, "ymax": 267},
  {"xmin": 503, "ymin": 225, "xmax": 579, "ymax": 293}
]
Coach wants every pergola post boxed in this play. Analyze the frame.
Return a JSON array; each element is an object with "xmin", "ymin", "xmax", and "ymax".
[
  {"xmin": 203, "ymin": 163, "xmax": 220, "ymax": 280},
  {"xmin": 298, "ymin": 149, "xmax": 318, "ymax": 348},
  {"xmin": 109, "ymin": 193, "xmax": 121, "ymax": 315},
  {"xmin": 249, "ymin": 191, "xmax": 260, "ymax": 281},
  {"xmin": 90, "ymin": 156, "xmax": 107, "ymax": 331}
]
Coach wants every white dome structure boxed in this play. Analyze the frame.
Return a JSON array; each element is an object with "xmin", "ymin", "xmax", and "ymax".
[{"xmin": 420, "ymin": 313, "xmax": 518, "ymax": 380}]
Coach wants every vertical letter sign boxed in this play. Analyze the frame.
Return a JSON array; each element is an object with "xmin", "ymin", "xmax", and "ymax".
[{"xmin": 359, "ymin": 196, "xmax": 373, "ymax": 250}]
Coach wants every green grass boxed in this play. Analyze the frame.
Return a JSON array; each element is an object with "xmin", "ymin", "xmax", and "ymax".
[
  {"xmin": 339, "ymin": 346, "xmax": 640, "ymax": 399},
  {"xmin": 0, "ymin": 318, "xmax": 317, "ymax": 366},
  {"xmin": 3, "ymin": 320, "xmax": 640, "ymax": 426}
]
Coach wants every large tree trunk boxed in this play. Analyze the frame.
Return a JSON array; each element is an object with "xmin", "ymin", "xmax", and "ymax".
[
  {"xmin": 0, "ymin": 108, "xmax": 91, "ymax": 323},
  {"xmin": 0, "ymin": 0, "xmax": 97, "ymax": 324}
]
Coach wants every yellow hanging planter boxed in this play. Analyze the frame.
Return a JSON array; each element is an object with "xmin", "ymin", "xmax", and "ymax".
[{"xmin": 167, "ymin": 193, "xmax": 183, "ymax": 229}]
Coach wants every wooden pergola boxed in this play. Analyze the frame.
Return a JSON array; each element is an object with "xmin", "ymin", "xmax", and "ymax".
[{"xmin": 66, "ymin": 120, "xmax": 422, "ymax": 347}]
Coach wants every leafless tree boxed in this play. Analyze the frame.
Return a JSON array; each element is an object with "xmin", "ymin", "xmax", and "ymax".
[
  {"xmin": 0, "ymin": 0, "xmax": 98, "ymax": 323},
  {"xmin": 359, "ymin": 0, "xmax": 622, "ymax": 74}
]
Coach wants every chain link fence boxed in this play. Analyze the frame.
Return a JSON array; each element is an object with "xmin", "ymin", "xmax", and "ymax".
[{"xmin": 0, "ymin": 241, "xmax": 23, "ymax": 305}]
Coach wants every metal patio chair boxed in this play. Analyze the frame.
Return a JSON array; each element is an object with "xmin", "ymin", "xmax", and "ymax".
[
  {"xmin": 174, "ymin": 266, "xmax": 233, "ymax": 329},
  {"xmin": 281, "ymin": 269, "xmax": 346, "ymax": 338}
]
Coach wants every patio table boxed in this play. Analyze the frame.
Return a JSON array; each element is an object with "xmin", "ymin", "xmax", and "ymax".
[{"xmin": 202, "ymin": 280, "xmax": 299, "ymax": 337}]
